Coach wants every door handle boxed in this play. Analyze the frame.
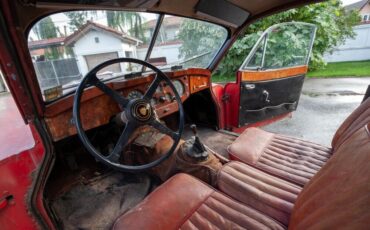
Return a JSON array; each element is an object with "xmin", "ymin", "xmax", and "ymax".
[
  {"xmin": 245, "ymin": 84, "xmax": 255, "ymax": 90},
  {"xmin": 262, "ymin": 90, "xmax": 270, "ymax": 103}
]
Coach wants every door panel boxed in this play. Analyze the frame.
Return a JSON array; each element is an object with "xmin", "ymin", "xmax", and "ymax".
[
  {"xmin": 239, "ymin": 74, "xmax": 305, "ymax": 125},
  {"xmin": 223, "ymin": 22, "xmax": 316, "ymax": 131}
]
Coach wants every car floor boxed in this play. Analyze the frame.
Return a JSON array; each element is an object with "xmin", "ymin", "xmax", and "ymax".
[
  {"xmin": 48, "ymin": 125, "xmax": 236, "ymax": 229},
  {"xmin": 183, "ymin": 125, "xmax": 238, "ymax": 159},
  {"xmin": 50, "ymin": 172, "xmax": 151, "ymax": 230}
]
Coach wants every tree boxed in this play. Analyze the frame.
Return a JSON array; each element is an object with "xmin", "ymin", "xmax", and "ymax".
[
  {"xmin": 65, "ymin": 12, "xmax": 89, "ymax": 31},
  {"xmin": 106, "ymin": 11, "xmax": 145, "ymax": 41},
  {"xmin": 178, "ymin": 19, "xmax": 226, "ymax": 58},
  {"xmin": 32, "ymin": 17, "xmax": 61, "ymax": 59},
  {"xmin": 33, "ymin": 17, "xmax": 58, "ymax": 40},
  {"xmin": 217, "ymin": 0, "xmax": 360, "ymax": 76}
]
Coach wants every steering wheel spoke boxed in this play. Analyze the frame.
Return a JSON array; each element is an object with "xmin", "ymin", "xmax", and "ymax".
[
  {"xmin": 150, "ymin": 120, "xmax": 179, "ymax": 140},
  {"xmin": 107, "ymin": 121, "xmax": 137, "ymax": 163},
  {"xmin": 143, "ymin": 75, "xmax": 161, "ymax": 100},
  {"xmin": 73, "ymin": 58, "xmax": 184, "ymax": 172},
  {"xmin": 90, "ymin": 76, "xmax": 129, "ymax": 107}
]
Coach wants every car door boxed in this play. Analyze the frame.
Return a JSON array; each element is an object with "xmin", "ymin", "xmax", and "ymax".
[{"xmin": 223, "ymin": 22, "xmax": 317, "ymax": 131}]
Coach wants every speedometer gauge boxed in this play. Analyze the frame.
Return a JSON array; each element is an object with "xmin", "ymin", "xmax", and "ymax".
[
  {"xmin": 127, "ymin": 90, "xmax": 143, "ymax": 99},
  {"xmin": 172, "ymin": 80, "xmax": 184, "ymax": 95}
]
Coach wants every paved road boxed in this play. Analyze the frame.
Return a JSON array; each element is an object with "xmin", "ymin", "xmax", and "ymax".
[{"xmin": 262, "ymin": 77, "xmax": 370, "ymax": 147}]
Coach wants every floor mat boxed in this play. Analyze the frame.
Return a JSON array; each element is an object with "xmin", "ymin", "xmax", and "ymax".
[{"xmin": 51, "ymin": 172, "xmax": 150, "ymax": 229}]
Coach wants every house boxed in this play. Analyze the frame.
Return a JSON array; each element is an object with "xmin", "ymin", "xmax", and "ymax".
[
  {"xmin": 346, "ymin": 0, "xmax": 370, "ymax": 23},
  {"xmin": 28, "ymin": 37, "xmax": 67, "ymax": 61},
  {"xmin": 64, "ymin": 21, "xmax": 142, "ymax": 76},
  {"xmin": 137, "ymin": 16, "xmax": 183, "ymax": 66},
  {"xmin": 27, "ymin": 21, "xmax": 143, "ymax": 90},
  {"xmin": 324, "ymin": 0, "xmax": 370, "ymax": 62}
]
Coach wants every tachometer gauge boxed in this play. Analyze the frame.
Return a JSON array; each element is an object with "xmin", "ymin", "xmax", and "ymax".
[
  {"xmin": 127, "ymin": 90, "xmax": 143, "ymax": 100},
  {"xmin": 172, "ymin": 80, "xmax": 184, "ymax": 95}
]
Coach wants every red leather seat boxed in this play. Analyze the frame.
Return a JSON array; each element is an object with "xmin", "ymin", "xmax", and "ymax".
[
  {"xmin": 113, "ymin": 173, "xmax": 285, "ymax": 230},
  {"xmin": 228, "ymin": 98, "xmax": 370, "ymax": 187},
  {"xmin": 114, "ymin": 122, "xmax": 370, "ymax": 229},
  {"xmin": 217, "ymin": 161, "xmax": 301, "ymax": 226},
  {"xmin": 114, "ymin": 99, "xmax": 370, "ymax": 229}
]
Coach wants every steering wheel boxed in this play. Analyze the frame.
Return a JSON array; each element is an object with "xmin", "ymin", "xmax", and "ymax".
[{"xmin": 73, "ymin": 58, "xmax": 184, "ymax": 172}]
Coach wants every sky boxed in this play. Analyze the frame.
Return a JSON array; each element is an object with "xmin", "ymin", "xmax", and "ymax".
[{"xmin": 342, "ymin": 0, "xmax": 362, "ymax": 5}]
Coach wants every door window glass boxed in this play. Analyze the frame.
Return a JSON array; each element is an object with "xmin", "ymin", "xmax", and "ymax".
[{"xmin": 241, "ymin": 23, "xmax": 316, "ymax": 70}]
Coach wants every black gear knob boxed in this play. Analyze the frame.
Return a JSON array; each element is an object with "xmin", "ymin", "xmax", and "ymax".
[{"xmin": 190, "ymin": 124, "xmax": 198, "ymax": 136}]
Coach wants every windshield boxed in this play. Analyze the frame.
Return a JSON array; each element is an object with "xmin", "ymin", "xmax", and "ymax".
[{"xmin": 27, "ymin": 11, "xmax": 227, "ymax": 101}]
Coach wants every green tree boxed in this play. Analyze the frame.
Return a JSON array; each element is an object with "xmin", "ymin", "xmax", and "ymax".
[
  {"xmin": 106, "ymin": 11, "xmax": 145, "ymax": 41},
  {"xmin": 33, "ymin": 17, "xmax": 58, "ymax": 39},
  {"xmin": 178, "ymin": 19, "xmax": 226, "ymax": 58},
  {"xmin": 32, "ymin": 17, "xmax": 61, "ymax": 59},
  {"xmin": 65, "ymin": 12, "xmax": 89, "ymax": 31},
  {"xmin": 217, "ymin": 0, "xmax": 360, "ymax": 76}
]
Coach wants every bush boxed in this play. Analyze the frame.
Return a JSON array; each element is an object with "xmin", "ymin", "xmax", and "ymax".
[{"xmin": 217, "ymin": 0, "xmax": 360, "ymax": 76}]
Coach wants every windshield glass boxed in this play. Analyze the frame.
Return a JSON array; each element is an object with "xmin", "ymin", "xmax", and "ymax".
[{"xmin": 27, "ymin": 11, "xmax": 227, "ymax": 101}]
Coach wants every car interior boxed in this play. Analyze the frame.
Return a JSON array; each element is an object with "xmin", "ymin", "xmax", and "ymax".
[{"xmin": 1, "ymin": 0, "xmax": 370, "ymax": 229}]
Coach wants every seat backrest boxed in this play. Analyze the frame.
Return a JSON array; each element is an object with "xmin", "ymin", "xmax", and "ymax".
[
  {"xmin": 332, "ymin": 98, "xmax": 370, "ymax": 150},
  {"xmin": 289, "ymin": 123, "xmax": 370, "ymax": 229}
]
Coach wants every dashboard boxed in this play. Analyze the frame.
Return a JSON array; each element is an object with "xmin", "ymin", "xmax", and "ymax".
[{"xmin": 44, "ymin": 68, "xmax": 211, "ymax": 141}]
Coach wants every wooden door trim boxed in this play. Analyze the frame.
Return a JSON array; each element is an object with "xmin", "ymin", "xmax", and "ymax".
[{"xmin": 241, "ymin": 65, "xmax": 308, "ymax": 82}]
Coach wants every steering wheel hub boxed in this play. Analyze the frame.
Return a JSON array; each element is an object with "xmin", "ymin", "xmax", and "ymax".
[{"xmin": 131, "ymin": 99, "xmax": 153, "ymax": 122}]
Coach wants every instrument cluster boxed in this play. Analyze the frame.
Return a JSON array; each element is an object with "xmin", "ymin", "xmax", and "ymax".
[{"xmin": 126, "ymin": 78, "xmax": 186, "ymax": 107}]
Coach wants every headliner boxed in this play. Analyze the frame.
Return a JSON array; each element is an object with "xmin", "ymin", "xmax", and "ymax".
[{"xmin": 15, "ymin": 0, "xmax": 322, "ymax": 34}]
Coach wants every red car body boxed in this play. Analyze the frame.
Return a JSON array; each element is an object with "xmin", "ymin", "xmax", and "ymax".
[{"xmin": 0, "ymin": 0, "xmax": 320, "ymax": 229}]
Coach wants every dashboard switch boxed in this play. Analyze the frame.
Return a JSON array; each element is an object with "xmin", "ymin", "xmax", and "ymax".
[{"xmin": 159, "ymin": 96, "xmax": 166, "ymax": 103}]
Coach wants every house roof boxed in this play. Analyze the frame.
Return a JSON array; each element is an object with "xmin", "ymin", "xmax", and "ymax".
[
  {"xmin": 64, "ymin": 21, "xmax": 142, "ymax": 46},
  {"xmin": 345, "ymin": 0, "xmax": 369, "ymax": 11},
  {"xmin": 28, "ymin": 37, "xmax": 65, "ymax": 50},
  {"xmin": 144, "ymin": 16, "xmax": 182, "ymax": 29}
]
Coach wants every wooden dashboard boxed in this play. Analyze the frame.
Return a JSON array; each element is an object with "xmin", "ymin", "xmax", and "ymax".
[{"xmin": 44, "ymin": 68, "xmax": 211, "ymax": 141}]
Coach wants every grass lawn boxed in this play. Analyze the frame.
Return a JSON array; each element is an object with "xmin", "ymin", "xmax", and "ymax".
[
  {"xmin": 212, "ymin": 60, "xmax": 370, "ymax": 82},
  {"xmin": 212, "ymin": 74, "xmax": 234, "ymax": 83},
  {"xmin": 307, "ymin": 60, "xmax": 370, "ymax": 78}
]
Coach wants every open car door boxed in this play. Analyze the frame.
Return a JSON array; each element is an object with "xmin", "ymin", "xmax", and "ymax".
[{"xmin": 224, "ymin": 22, "xmax": 317, "ymax": 132}]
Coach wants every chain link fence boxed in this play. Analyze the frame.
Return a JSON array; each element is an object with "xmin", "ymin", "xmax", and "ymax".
[{"xmin": 33, "ymin": 58, "xmax": 82, "ymax": 90}]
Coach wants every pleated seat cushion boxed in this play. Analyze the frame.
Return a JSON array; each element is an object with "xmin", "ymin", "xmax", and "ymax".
[
  {"xmin": 228, "ymin": 128, "xmax": 332, "ymax": 187},
  {"xmin": 218, "ymin": 161, "xmax": 302, "ymax": 226},
  {"xmin": 113, "ymin": 173, "xmax": 286, "ymax": 230}
]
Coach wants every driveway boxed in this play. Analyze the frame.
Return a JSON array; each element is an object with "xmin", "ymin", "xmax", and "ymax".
[{"xmin": 262, "ymin": 77, "xmax": 369, "ymax": 147}]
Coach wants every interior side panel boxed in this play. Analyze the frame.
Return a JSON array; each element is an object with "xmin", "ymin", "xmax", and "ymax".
[{"xmin": 238, "ymin": 75, "xmax": 305, "ymax": 126}]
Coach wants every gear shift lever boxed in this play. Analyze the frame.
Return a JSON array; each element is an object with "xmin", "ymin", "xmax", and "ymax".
[{"xmin": 184, "ymin": 124, "xmax": 208, "ymax": 161}]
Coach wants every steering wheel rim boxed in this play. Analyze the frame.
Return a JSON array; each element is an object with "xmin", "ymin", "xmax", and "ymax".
[{"xmin": 73, "ymin": 58, "xmax": 184, "ymax": 172}]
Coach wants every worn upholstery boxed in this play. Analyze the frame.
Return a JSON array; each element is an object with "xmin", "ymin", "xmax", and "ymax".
[
  {"xmin": 228, "ymin": 128, "xmax": 332, "ymax": 186},
  {"xmin": 113, "ymin": 173, "xmax": 285, "ymax": 230},
  {"xmin": 331, "ymin": 98, "xmax": 370, "ymax": 150},
  {"xmin": 218, "ymin": 161, "xmax": 301, "ymax": 226},
  {"xmin": 114, "ymin": 124, "xmax": 370, "ymax": 229},
  {"xmin": 228, "ymin": 99, "xmax": 370, "ymax": 188},
  {"xmin": 290, "ymin": 123, "xmax": 370, "ymax": 229}
]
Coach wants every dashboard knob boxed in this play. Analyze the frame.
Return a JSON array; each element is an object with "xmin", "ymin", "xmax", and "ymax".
[{"xmin": 159, "ymin": 96, "xmax": 166, "ymax": 103}]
